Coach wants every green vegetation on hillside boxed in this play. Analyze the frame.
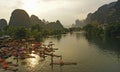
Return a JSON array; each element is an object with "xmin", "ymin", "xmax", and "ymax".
[
  {"xmin": 0, "ymin": 9, "xmax": 69, "ymax": 41},
  {"xmin": 84, "ymin": 0, "xmax": 120, "ymax": 38}
]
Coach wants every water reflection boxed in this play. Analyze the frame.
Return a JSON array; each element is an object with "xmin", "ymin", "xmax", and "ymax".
[
  {"xmin": 2, "ymin": 32, "xmax": 120, "ymax": 72},
  {"xmin": 85, "ymin": 34, "xmax": 120, "ymax": 59},
  {"xmin": 55, "ymin": 35, "xmax": 62, "ymax": 42},
  {"xmin": 46, "ymin": 34, "xmax": 66, "ymax": 42},
  {"xmin": 26, "ymin": 32, "xmax": 120, "ymax": 72},
  {"xmin": 75, "ymin": 31, "xmax": 86, "ymax": 40},
  {"xmin": 26, "ymin": 54, "xmax": 40, "ymax": 68}
]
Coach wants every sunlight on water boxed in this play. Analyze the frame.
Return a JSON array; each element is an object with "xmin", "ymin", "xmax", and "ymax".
[{"xmin": 26, "ymin": 54, "xmax": 40, "ymax": 68}]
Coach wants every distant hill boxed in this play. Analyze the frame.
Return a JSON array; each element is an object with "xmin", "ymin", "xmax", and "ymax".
[
  {"xmin": 86, "ymin": 0, "xmax": 120, "ymax": 25},
  {"xmin": 0, "ymin": 19, "xmax": 7, "ymax": 30},
  {"xmin": 30, "ymin": 15, "xmax": 45, "ymax": 27},
  {"xmin": 72, "ymin": 19, "xmax": 86, "ymax": 28},
  {"xmin": 9, "ymin": 9, "xmax": 30, "ymax": 27},
  {"xmin": 45, "ymin": 20, "xmax": 64, "ymax": 30},
  {"xmin": 107, "ymin": 0, "xmax": 120, "ymax": 25},
  {"xmin": 30, "ymin": 15, "xmax": 64, "ymax": 30},
  {"xmin": 8, "ymin": 9, "xmax": 64, "ymax": 30}
]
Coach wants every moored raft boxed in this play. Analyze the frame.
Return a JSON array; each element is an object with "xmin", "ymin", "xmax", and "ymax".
[
  {"xmin": 45, "ymin": 53, "xmax": 61, "ymax": 57},
  {"xmin": 50, "ymin": 62, "xmax": 77, "ymax": 65},
  {"xmin": 3, "ymin": 67, "xmax": 18, "ymax": 71}
]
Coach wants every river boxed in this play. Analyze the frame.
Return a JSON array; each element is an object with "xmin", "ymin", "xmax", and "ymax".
[
  {"xmin": 43, "ymin": 32, "xmax": 120, "ymax": 72},
  {"xmin": 1, "ymin": 31, "xmax": 120, "ymax": 72}
]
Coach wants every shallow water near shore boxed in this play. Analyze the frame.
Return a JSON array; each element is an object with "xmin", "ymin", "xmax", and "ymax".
[{"xmin": 1, "ymin": 32, "xmax": 120, "ymax": 72}]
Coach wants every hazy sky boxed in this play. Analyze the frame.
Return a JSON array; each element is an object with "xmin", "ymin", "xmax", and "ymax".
[{"xmin": 0, "ymin": 0, "xmax": 117, "ymax": 26}]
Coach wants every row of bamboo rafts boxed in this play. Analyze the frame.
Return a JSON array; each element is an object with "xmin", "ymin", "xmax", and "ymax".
[
  {"xmin": 0, "ymin": 41, "xmax": 77, "ymax": 71},
  {"xmin": 44, "ymin": 53, "xmax": 61, "ymax": 57},
  {"xmin": 0, "ymin": 41, "xmax": 41, "ymax": 71},
  {"xmin": 0, "ymin": 58, "xmax": 18, "ymax": 71},
  {"xmin": 0, "ymin": 41, "xmax": 53, "ymax": 57},
  {"xmin": 0, "ymin": 41, "xmax": 58, "ymax": 59},
  {"xmin": 50, "ymin": 62, "xmax": 77, "ymax": 65}
]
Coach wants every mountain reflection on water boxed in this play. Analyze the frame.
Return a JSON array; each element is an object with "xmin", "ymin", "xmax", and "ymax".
[{"xmin": 85, "ymin": 34, "xmax": 120, "ymax": 59}]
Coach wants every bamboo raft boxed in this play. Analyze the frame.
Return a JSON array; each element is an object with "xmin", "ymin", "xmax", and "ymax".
[
  {"xmin": 13, "ymin": 55, "xmax": 35, "ymax": 60},
  {"xmin": 50, "ymin": 62, "xmax": 77, "ymax": 65},
  {"xmin": 45, "ymin": 53, "xmax": 61, "ymax": 57},
  {"xmin": 3, "ymin": 67, "xmax": 18, "ymax": 71}
]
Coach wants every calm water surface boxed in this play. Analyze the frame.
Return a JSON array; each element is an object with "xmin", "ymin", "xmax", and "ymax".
[
  {"xmin": 1, "ymin": 32, "xmax": 120, "ymax": 72},
  {"xmin": 43, "ymin": 32, "xmax": 120, "ymax": 72}
]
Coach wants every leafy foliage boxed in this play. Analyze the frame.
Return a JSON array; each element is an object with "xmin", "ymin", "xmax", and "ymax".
[{"xmin": 84, "ymin": 0, "xmax": 120, "ymax": 38}]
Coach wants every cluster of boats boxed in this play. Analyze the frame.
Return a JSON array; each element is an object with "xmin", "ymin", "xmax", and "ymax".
[
  {"xmin": 0, "ymin": 39, "xmax": 77, "ymax": 71},
  {"xmin": 0, "ymin": 40, "xmax": 60, "ymax": 71}
]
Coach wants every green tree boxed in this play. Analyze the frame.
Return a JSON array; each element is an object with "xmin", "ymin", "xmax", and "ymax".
[{"xmin": 15, "ymin": 27, "xmax": 27, "ymax": 40}]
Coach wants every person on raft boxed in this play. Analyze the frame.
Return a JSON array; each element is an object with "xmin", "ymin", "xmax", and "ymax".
[{"xmin": 59, "ymin": 59, "xmax": 64, "ymax": 65}]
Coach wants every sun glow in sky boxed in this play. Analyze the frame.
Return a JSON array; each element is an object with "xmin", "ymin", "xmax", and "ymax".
[
  {"xmin": 0, "ymin": 0, "xmax": 117, "ymax": 26},
  {"xmin": 21, "ymin": 0, "xmax": 69, "ymax": 15},
  {"xmin": 22, "ymin": 0, "xmax": 39, "ymax": 13}
]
